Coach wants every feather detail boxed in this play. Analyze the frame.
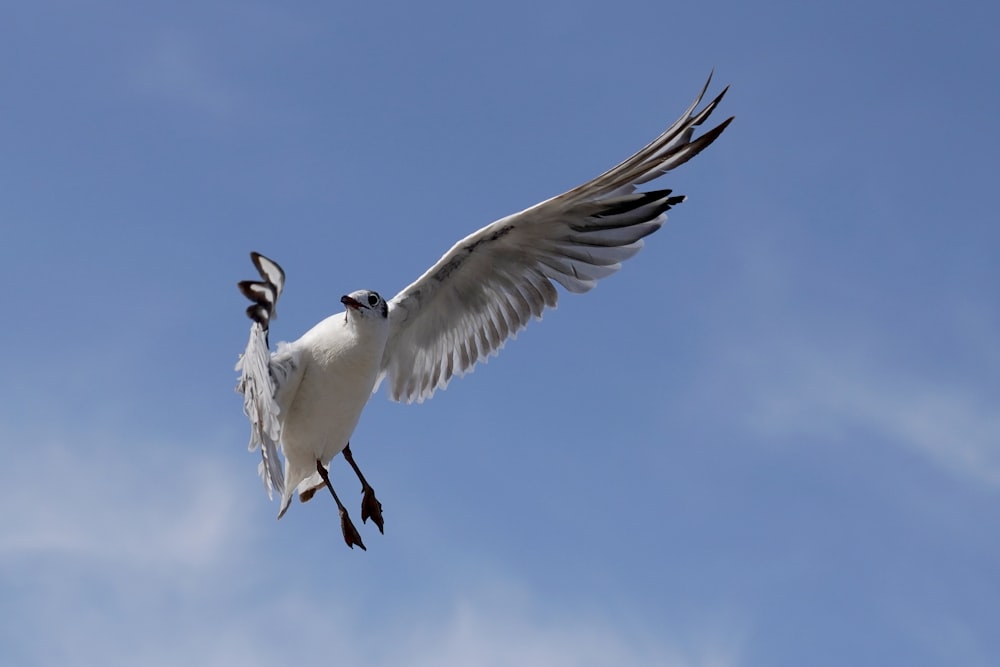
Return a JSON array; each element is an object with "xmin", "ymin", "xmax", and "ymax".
[{"xmin": 378, "ymin": 75, "xmax": 733, "ymax": 403}]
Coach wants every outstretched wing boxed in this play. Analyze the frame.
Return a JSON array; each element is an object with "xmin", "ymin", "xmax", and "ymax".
[
  {"xmin": 378, "ymin": 75, "xmax": 732, "ymax": 404},
  {"xmin": 235, "ymin": 252, "xmax": 302, "ymax": 500}
]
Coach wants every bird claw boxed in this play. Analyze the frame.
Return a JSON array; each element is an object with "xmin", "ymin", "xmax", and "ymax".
[
  {"xmin": 360, "ymin": 485, "xmax": 384, "ymax": 534},
  {"xmin": 339, "ymin": 507, "xmax": 367, "ymax": 550}
]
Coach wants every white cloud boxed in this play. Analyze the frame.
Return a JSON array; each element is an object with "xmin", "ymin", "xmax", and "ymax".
[
  {"xmin": 382, "ymin": 588, "xmax": 743, "ymax": 667},
  {"xmin": 0, "ymin": 435, "xmax": 743, "ymax": 667},
  {"xmin": 727, "ymin": 336, "xmax": 1000, "ymax": 489},
  {"xmin": 112, "ymin": 586, "xmax": 742, "ymax": 667},
  {"xmin": 0, "ymin": 440, "xmax": 251, "ymax": 571}
]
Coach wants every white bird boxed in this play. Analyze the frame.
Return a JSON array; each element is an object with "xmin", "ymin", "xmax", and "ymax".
[{"xmin": 236, "ymin": 75, "xmax": 733, "ymax": 549}]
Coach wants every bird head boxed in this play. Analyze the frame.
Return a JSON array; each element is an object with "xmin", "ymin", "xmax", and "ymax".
[{"xmin": 341, "ymin": 290, "xmax": 389, "ymax": 320}]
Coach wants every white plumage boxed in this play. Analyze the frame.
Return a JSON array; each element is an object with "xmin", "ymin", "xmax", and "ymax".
[{"xmin": 236, "ymin": 75, "xmax": 733, "ymax": 549}]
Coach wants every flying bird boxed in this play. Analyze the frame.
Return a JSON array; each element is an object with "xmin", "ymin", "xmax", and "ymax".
[{"xmin": 236, "ymin": 75, "xmax": 733, "ymax": 550}]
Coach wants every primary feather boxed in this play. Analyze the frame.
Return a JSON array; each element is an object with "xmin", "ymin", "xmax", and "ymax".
[{"xmin": 378, "ymin": 77, "xmax": 732, "ymax": 403}]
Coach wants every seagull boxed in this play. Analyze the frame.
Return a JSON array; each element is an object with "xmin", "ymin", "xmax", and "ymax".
[{"xmin": 236, "ymin": 75, "xmax": 733, "ymax": 550}]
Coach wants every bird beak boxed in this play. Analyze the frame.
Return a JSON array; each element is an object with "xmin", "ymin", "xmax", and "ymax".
[{"xmin": 341, "ymin": 295, "xmax": 364, "ymax": 310}]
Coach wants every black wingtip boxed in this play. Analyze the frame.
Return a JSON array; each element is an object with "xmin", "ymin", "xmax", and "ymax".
[
  {"xmin": 709, "ymin": 115, "xmax": 736, "ymax": 139},
  {"xmin": 249, "ymin": 251, "xmax": 286, "ymax": 291},
  {"xmin": 702, "ymin": 69, "xmax": 715, "ymax": 96},
  {"xmin": 668, "ymin": 114, "xmax": 735, "ymax": 172},
  {"xmin": 238, "ymin": 280, "xmax": 275, "ymax": 305},
  {"xmin": 240, "ymin": 252, "xmax": 285, "ymax": 329},
  {"xmin": 249, "ymin": 251, "xmax": 267, "ymax": 273},
  {"xmin": 595, "ymin": 189, "xmax": 674, "ymax": 218},
  {"xmin": 245, "ymin": 303, "xmax": 271, "ymax": 326},
  {"xmin": 690, "ymin": 85, "xmax": 731, "ymax": 129}
]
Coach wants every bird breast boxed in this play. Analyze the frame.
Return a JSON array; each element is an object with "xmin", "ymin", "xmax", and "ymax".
[{"xmin": 280, "ymin": 314, "xmax": 388, "ymax": 462}]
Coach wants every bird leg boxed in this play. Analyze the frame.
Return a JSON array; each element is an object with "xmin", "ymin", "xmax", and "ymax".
[
  {"xmin": 342, "ymin": 443, "xmax": 385, "ymax": 534},
  {"xmin": 315, "ymin": 459, "xmax": 366, "ymax": 551}
]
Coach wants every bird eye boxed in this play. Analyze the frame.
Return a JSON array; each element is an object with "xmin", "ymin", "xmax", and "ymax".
[{"xmin": 367, "ymin": 293, "xmax": 380, "ymax": 307}]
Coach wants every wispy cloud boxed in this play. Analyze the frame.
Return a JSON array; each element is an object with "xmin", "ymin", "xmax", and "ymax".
[
  {"xmin": 370, "ymin": 579, "xmax": 745, "ymax": 667},
  {"xmin": 724, "ymin": 334, "xmax": 1000, "ymax": 489},
  {"xmin": 0, "ymin": 441, "xmax": 250, "ymax": 571},
  {"xmin": 0, "ymin": 433, "xmax": 743, "ymax": 667},
  {"xmin": 12, "ymin": 587, "xmax": 742, "ymax": 667}
]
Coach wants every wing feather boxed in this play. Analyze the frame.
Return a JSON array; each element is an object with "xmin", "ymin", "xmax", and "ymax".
[
  {"xmin": 379, "ymin": 76, "xmax": 733, "ymax": 403},
  {"xmin": 235, "ymin": 252, "xmax": 304, "ymax": 499}
]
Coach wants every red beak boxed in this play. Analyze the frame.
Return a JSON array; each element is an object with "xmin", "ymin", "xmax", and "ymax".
[{"xmin": 341, "ymin": 295, "xmax": 364, "ymax": 310}]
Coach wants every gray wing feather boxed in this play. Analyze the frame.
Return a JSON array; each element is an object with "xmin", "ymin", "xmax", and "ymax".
[{"xmin": 378, "ymin": 76, "xmax": 733, "ymax": 404}]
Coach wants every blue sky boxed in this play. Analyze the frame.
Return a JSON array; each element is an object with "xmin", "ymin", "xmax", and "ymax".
[{"xmin": 2, "ymin": 1, "xmax": 998, "ymax": 665}]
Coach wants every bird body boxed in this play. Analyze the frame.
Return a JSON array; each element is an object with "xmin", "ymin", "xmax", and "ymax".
[
  {"xmin": 261, "ymin": 293, "xmax": 390, "ymax": 518},
  {"xmin": 236, "ymin": 75, "xmax": 733, "ymax": 546}
]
